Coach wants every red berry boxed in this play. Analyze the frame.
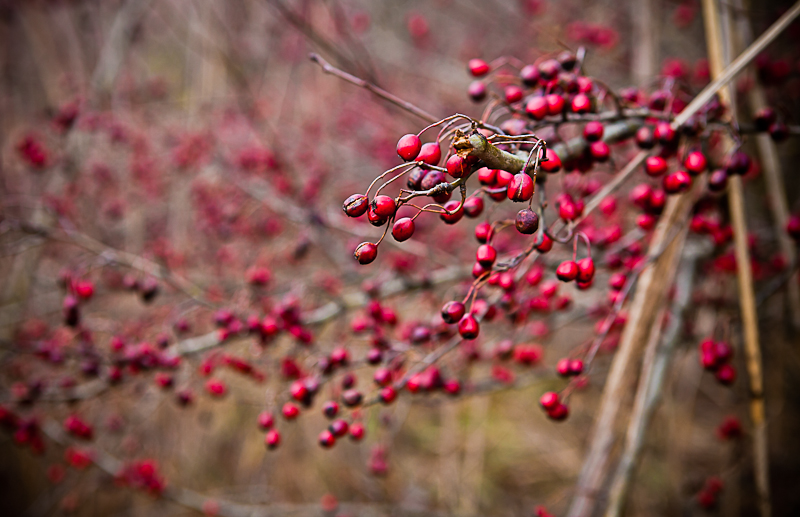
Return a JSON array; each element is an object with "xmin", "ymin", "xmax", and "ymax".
[
  {"xmin": 265, "ymin": 429, "xmax": 281, "ymax": 450},
  {"xmin": 349, "ymin": 422, "xmax": 365, "ymax": 441},
  {"xmin": 282, "ymin": 402, "xmax": 300, "ymax": 420},
  {"xmin": 545, "ymin": 94, "xmax": 565, "ymax": 116},
  {"xmin": 787, "ymin": 215, "xmax": 800, "ymax": 241},
  {"xmin": 556, "ymin": 261, "xmax": 579, "ymax": 282},
  {"xmin": 540, "ymin": 148, "xmax": 562, "ymax": 173},
  {"xmin": 257, "ymin": 411, "xmax": 275, "ymax": 430},
  {"xmin": 507, "ymin": 173, "xmax": 534, "ymax": 202},
  {"xmin": 475, "ymin": 222, "xmax": 493, "ymax": 243},
  {"xmin": 354, "ymin": 242, "xmax": 378, "ymax": 264},
  {"xmin": 468, "ymin": 81, "xmax": 487, "ymax": 102},
  {"xmin": 440, "ymin": 199, "xmax": 464, "ymax": 225},
  {"xmin": 441, "ymin": 301, "xmax": 466, "ymax": 324},
  {"xmin": 329, "ymin": 419, "xmax": 349, "ymax": 437},
  {"xmin": 547, "ymin": 403, "xmax": 569, "ymax": 421},
  {"xmin": 468, "ymin": 58, "xmax": 490, "ymax": 77},
  {"xmin": 576, "ymin": 258, "xmax": 595, "ymax": 283},
  {"xmin": 654, "ymin": 122, "xmax": 676, "ymax": 144},
  {"xmin": 367, "ymin": 206, "xmax": 388, "ymax": 227},
  {"xmin": 556, "ymin": 358, "xmax": 571, "ymax": 376},
  {"xmin": 589, "ymin": 141, "xmax": 610, "ymax": 162},
  {"xmin": 372, "ymin": 195, "xmax": 396, "ymax": 218},
  {"xmin": 343, "ymin": 194, "xmax": 369, "ymax": 217},
  {"xmin": 644, "ymin": 156, "xmax": 667, "ymax": 177},
  {"xmin": 319, "ymin": 429, "xmax": 336, "ymax": 448},
  {"xmin": 515, "ymin": 209, "xmax": 540, "ymax": 234},
  {"xmin": 609, "ymin": 273, "xmax": 626, "ymax": 291},
  {"xmin": 446, "ymin": 154, "xmax": 470, "ymax": 178},
  {"xmin": 396, "ymin": 134, "xmax": 422, "ymax": 161},
  {"xmin": 636, "ymin": 125, "xmax": 655, "ymax": 149},
  {"xmin": 526, "ymin": 96, "xmax": 548, "ymax": 120},
  {"xmin": 715, "ymin": 364, "xmax": 736, "ymax": 385},
  {"xmin": 463, "ymin": 196, "xmax": 484, "ymax": 218},
  {"xmin": 583, "ymin": 121, "xmax": 604, "ymax": 142},
  {"xmin": 476, "ymin": 244, "xmax": 497, "ymax": 268},
  {"xmin": 477, "ymin": 167, "xmax": 497, "ymax": 185},
  {"xmin": 380, "ymin": 386, "xmax": 397, "ymax": 404},
  {"xmin": 569, "ymin": 359, "xmax": 584, "ymax": 375},
  {"xmin": 504, "ymin": 85, "xmax": 523, "ymax": 104},
  {"xmin": 392, "ymin": 218, "xmax": 415, "ymax": 242},
  {"xmin": 417, "ymin": 142, "xmax": 442, "ymax": 165},
  {"xmin": 539, "ymin": 391, "xmax": 559, "ymax": 409},
  {"xmin": 684, "ymin": 151, "xmax": 707, "ymax": 175},
  {"xmin": 322, "ymin": 401, "xmax": 339, "ymax": 419},
  {"xmin": 520, "ymin": 64, "xmax": 540, "ymax": 86},
  {"xmin": 637, "ymin": 213, "xmax": 657, "ymax": 230},
  {"xmin": 571, "ymin": 93, "xmax": 591, "ymax": 113},
  {"xmin": 662, "ymin": 170, "xmax": 692, "ymax": 194},
  {"xmin": 458, "ymin": 314, "xmax": 480, "ymax": 340},
  {"xmin": 536, "ymin": 233, "xmax": 554, "ymax": 253},
  {"xmin": 342, "ymin": 389, "xmax": 363, "ymax": 407},
  {"xmin": 708, "ymin": 169, "xmax": 728, "ymax": 192},
  {"xmin": 538, "ymin": 59, "xmax": 560, "ymax": 79}
]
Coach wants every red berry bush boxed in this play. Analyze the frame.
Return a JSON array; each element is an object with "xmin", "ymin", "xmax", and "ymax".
[{"xmin": 1, "ymin": 1, "xmax": 800, "ymax": 516}]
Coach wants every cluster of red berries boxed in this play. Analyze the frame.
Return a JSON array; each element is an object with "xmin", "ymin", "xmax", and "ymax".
[
  {"xmin": 698, "ymin": 338, "xmax": 736, "ymax": 385},
  {"xmin": 115, "ymin": 459, "xmax": 166, "ymax": 496}
]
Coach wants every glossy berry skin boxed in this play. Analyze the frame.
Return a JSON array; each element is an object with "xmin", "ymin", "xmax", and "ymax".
[
  {"xmin": 546, "ymin": 94, "xmax": 565, "ymax": 116},
  {"xmin": 547, "ymin": 403, "xmax": 569, "ymax": 421},
  {"xmin": 526, "ymin": 96, "xmax": 548, "ymax": 120},
  {"xmin": 265, "ymin": 429, "xmax": 281, "ymax": 450},
  {"xmin": 441, "ymin": 301, "xmax": 466, "ymax": 324},
  {"xmin": 475, "ymin": 222, "xmax": 493, "ymax": 243},
  {"xmin": 417, "ymin": 142, "xmax": 442, "ymax": 165},
  {"xmin": 343, "ymin": 194, "xmax": 369, "ymax": 217},
  {"xmin": 392, "ymin": 218, "xmax": 415, "ymax": 242},
  {"xmin": 644, "ymin": 156, "xmax": 667, "ymax": 177},
  {"xmin": 540, "ymin": 148, "xmax": 562, "ymax": 173},
  {"xmin": 282, "ymin": 402, "xmax": 300, "ymax": 420},
  {"xmin": 372, "ymin": 195, "xmax": 396, "ymax": 218},
  {"xmin": 504, "ymin": 85, "xmax": 523, "ymax": 103},
  {"xmin": 257, "ymin": 411, "xmax": 275, "ymax": 430},
  {"xmin": 476, "ymin": 244, "xmax": 497, "ymax": 268},
  {"xmin": 463, "ymin": 197, "xmax": 484, "ymax": 218},
  {"xmin": 329, "ymin": 419, "xmax": 349, "ymax": 438},
  {"xmin": 684, "ymin": 151, "xmax": 707, "ymax": 175},
  {"xmin": 420, "ymin": 170, "xmax": 446, "ymax": 191},
  {"xmin": 290, "ymin": 381, "xmax": 309, "ymax": 402},
  {"xmin": 654, "ymin": 122, "xmax": 677, "ymax": 145},
  {"xmin": 556, "ymin": 358, "xmax": 571, "ymax": 376},
  {"xmin": 536, "ymin": 233, "xmax": 554, "ymax": 253},
  {"xmin": 349, "ymin": 422, "xmax": 365, "ymax": 441},
  {"xmin": 515, "ymin": 209, "xmax": 540, "ymax": 234},
  {"xmin": 458, "ymin": 314, "xmax": 480, "ymax": 340},
  {"xmin": 662, "ymin": 170, "xmax": 692, "ymax": 194},
  {"xmin": 373, "ymin": 368, "xmax": 392, "ymax": 386},
  {"xmin": 569, "ymin": 359, "xmax": 584, "ymax": 375},
  {"xmin": 576, "ymin": 258, "xmax": 595, "ymax": 283},
  {"xmin": 589, "ymin": 141, "xmax": 610, "ymax": 162},
  {"xmin": 367, "ymin": 207, "xmax": 388, "ymax": 227},
  {"xmin": 342, "ymin": 389, "xmax": 363, "ymax": 407},
  {"xmin": 319, "ymin": 429, "xmax": 336, "ymax": 448},
  {"xmin": 507, "ymin": 173, "xmax": 534, "ymax": 202},
  {"xmin": 446, "ymin": 154, "xmax": 470, "ymax": 178},
  {"xmin": 520, "ymin": 64, "xmax": 540, "ymax": 86},
  {"xmin": 322, "ymin": 401, "xmax": 339, "ymax": 419},
  {"xmin": 583, "ymin": 121, "xmax": 604, "ymax": 142},
  {"xmin": 406, "ymin": 168, "xmax": 428, "ymax": 190},
  {"xmin": 539, "ymin": 391, "xmax": 559, "ymax": 410},
  {"xmin": 477, "ymin": 167, "xmax": 497, "ymax": 185},
  {"xmin": 380, "ymin": 386, "xmax": 397, "ymax": 404},
  {"xmin": 468, "ymin": 81, "xmax": 487, "ymax": 102},
  {"xmin": 440, "ymin": 200, "xmax": 464, "ymax": 225},
  {"xmin": 571, "ymin": 93, "xmax": 591, "ymax": 113},
  {"xmin": 354, "ymin": 242, "xmax": 378, "ymax": 264},
  {"xmin": 556, "ymin": 261, "xmax": 579, "ymax": 282},
  {"xmin": 468, "ymin": 58, "xmax": 490, "ymax": 77},
  {"xmin": 396, "ymin": 134, "xmax": 422, "ymax": 161}
]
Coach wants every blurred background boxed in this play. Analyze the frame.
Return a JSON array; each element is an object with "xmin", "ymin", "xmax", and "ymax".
[{"xmin": 1, "ymin": 0, "xmax": 800, "ymax": 516}]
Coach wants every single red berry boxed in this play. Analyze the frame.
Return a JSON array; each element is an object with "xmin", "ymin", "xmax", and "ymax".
[
  {"xmin": 396, "ymin": 134, "xmax": 422, "ymax": 161},
  {"xmin": 786, "ymin": 214, "xmax": 800, "ymax": 241},
  {"xmin": 576, "ymin": 257, "xmax": 595, "ymax": 283},
  {"xmin": 468, "ymin": 58, "xmax": 490, "ymax": 77},
  {"xmin": 635, "ymin": 125, "xmax": 655, "ymax": 149},
  {"xmin": 545, "ymin": 94, "xmax": 565, "ymax": 116},
  {"xmin": 708, "ymin": 169, "xmax": 728, "ymax": 192},
  {"xmin": 546, "ymin": 403, "xmax": 569, "ymax": 421},
  {"xmin": 257, "ymin": 411, "xmax": 275, "ymax": 430},
  {"xmin": 475, "ymin": 222, "xmax": 493, "ymax": 243},
  {"xmin": 458, "ymin": 314, "xmax": 480, "ymax": 340},
  {"xmin": 589, "ymin": 141, "xmax": 610, "ymax": 162},
  {"xmin": 504, "ymin": 85, "xmax": 523, "ymax": 104},
  {"xmin": 367, "ymin": 206, "xmax": 388, "ymax": 227},
  {"xmin": 654, "ymin": 122, "xmax": 676, "ymax": 145},
  {"xmin": 372, "ymin": 195, "xmax": 396, "ymax": 218},
  {"xmin": 515, "ymin": 209, "xmax": 540, "ymax": 234},
  {"xmin": 577, "ymin": 76, "xmax": 593, "ymax": 92},
  {"xmin": 536, "ymin": 232, "xmax": 554, "ymax": 253},
  {"xmin": 392, "ymin": 217, "xmax": 415, "ymax": 242},
  {"xmin": 583, "ymin": 121, "xmax": 604, "ymax": 142},
  {"xmin": 440, "ymin": 199, "xmax": 464, "ymax": 225},
  {"xmin": 407, "ymin": 168, "xmax": 428, "ymax": 189},
  {"xmin": 343, "ymin": 194, "xmax": 369, "ymax": 217},
  {"xmin": 559, "ymin": 200, "xmax": 577, "ymax": 221},
  {"xmin": 540, "ymin": 148, "xmax": 562, "ymax": 173},
  {"xmin": 725, "ymin": 151, "xmax": 751, "ymax": 175},
  {"xmin": 354, "ymin": 242, "xmax": 378, "ymax": 264},
  {"xmin": 468, "ymin": 81, "xmax": 487, "ymax": 102},
  {"xmin": 476, "ymin": 244, "xmax": 497, "ymax": 268},
  {"xmin": 342, "ymin": 389, "xmax": 363, "ymax": 407},
  {"xmin": 290, "ymin": 380, "xmax": 309, "ymax": 402},
  {"xmin": 441, "ymin": 301, "xmax": 466, "ymax": 324},
  {"xmin": 417, "ymin": 142, "xmax": 442, "ymax": 165},
  {"xmin": 637, "ymin": 213, "xmax": 657, "ymax": 231},
  {"xmin": 538, "ymin": 59, "xmax": 560, "ymax": 79},
  {"xmin": 644, "ymin": 156, "xmax": 667, "ymax": 177},
  {"xmin": 684, "ymin": 151, "xmax": 707, "ymax": 175},
  {"xmin": 609, "ymin": 273, "xmax": 626, "ymax": 291},
  {"xmin": 463, "ymin": 196, "xmax": 484, "ymax": 218},
  {"xmin": 526, "ymin": 96, "xmax": 548, "ymax": 120},
  {"xmin": 769, "ymin": 121, "xmax": 788, "ymax": 142},
  {"xmin": 477, "ymin": 167, "xmax": 497, "ymax": 185},
  {"xmin": 380, "ymin": 386, "xmax": 397, "ymax": 404},
  {"xmin": 556, "ymin": 261, "xmax": 579, "ymax": 282},
  {"xmin": 265, "ymin": 429, "xmax": 281, "ymax": 450},
  {"xmin": 520, "ymin": 64, "xmax": 540, "ymax": 86},
  {"xmin": 571, "ymin": 93, "xmax": 591, "ymax": 113},
  {"xmin": 446, "ymin": 154, "xmax": 470, "ymax": 178},
  {"xmin": 507, "ymin": 173, "xmax": 534, "ymax": 202},
  {"xmin": 373, "ymin": 367, "xmax": 392, "ymax": 387},
  {"xmin": 569, "ymin": 359, "xmax": 584, "ymax": 375},
  {"xmin": 329, "ymin": 419, "xmax": 349, "ymax": 438},
  {"xmin": 349, "ymin": 422, "xmax": 365, "ymax": 441},
  {"xmin": 539, "ymin": 391, "xmax": 559, "ymax": 410},
  {"xmin": 716, "ymin": 364, "xmax": 736, "ymax": 385},
  {"xmin": 556, "ymin": 358, "xmax": 571, "ymax": 376},
  {"xmin": 322, "ymin": 401, "xmax": 339, "ymax": 419},
  {"xmin": 367, "ymin": 348, "xmax": 383, "ymax": 365},
  {"xmin": 75, "ymin": 280, "xmax": 94, "ymax": 300},
  {"xmin": 282, "ymin": 402, "xmax": 300, "ymax": 420},
  {"xmin": 319, "ymin": 429, "xmax": 336, "ymax": 448},
  {"xmin": 662, "ymin": 170, "xmax": 692, "ymax": 194},
  {"xmin": 646, "ymin": 189, "xmax": 666, "ymax": 214}
]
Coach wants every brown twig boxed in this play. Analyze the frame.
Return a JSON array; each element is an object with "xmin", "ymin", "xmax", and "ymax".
[{"xmin": 702, "ymin": 1, "xmax": 775, "ymax": 515}]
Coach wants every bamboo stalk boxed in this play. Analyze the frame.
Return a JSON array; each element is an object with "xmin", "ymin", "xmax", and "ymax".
[{"xmin": 701, "ymin": 1, "xmax": 772, "ymax": 516}]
